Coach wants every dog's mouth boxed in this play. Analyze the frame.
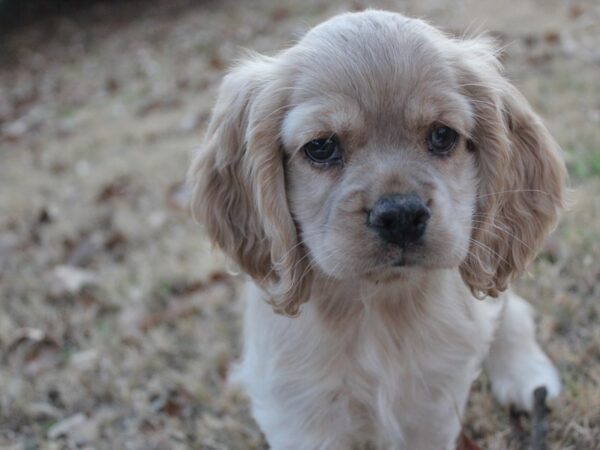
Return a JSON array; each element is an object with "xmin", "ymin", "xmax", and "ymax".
[
  {"xmin": 392, "ymin": 256, "xmax": 408, "ymax": 267},
  {"xmin": 392, "ymin": 253, "xmax": 415, "ymax": 267},
  {"xmin": 391, "ymin": 257, "xmax": 421, "ymax": 271},
  {"xmin": 390, "ymin": 245, "xmax": 423, "ymax": 268},
  {"xmin": 363, "ymin": 260, "xmax": 422, "ymax": 284},
  {"xmin": 361, "ymin": 251, "xmax": 422, "ymax": 280}
]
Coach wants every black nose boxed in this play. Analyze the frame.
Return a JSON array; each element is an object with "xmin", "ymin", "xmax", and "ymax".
[{"xmin": 367, "ymin": 193, "xmax": 430, "ymax": 247}]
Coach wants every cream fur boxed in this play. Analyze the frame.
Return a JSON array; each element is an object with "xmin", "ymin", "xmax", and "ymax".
[{"xmin": 189, "ymin": 10, "xmax": 565, "ymax": 449}]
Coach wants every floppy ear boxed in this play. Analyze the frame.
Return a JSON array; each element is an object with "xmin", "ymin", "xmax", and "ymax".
[
  {"xmin": 455, "ymin": 39, "xmax": 567, "ymax": 297},
  {"xmin": 188, "ymin": 55, "xmax": 311, "ymax": 316}
]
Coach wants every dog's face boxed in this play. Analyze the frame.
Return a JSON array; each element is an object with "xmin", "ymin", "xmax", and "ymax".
[
  {"xmin": 189, "ymin": 11, "xmax": 565, "ymax": 315},
  {"xmin": 281, "ymin": 15, "xmax": 478, "ymax": 282}
]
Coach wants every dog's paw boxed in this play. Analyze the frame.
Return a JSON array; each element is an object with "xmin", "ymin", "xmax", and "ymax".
[{"xmin": 488, "ymin": 348, "xmax": 561, "ymax": 412}]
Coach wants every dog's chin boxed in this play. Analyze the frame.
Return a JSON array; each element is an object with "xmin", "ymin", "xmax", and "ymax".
[
  {"xmin": 316, "ymin": 253, "xmax": 425, "ymax": 284},
  {"xmin": 362, "ymin": 269, "xmax": 409, "ymax": 284},
  {"xmin": 311, "ymin": 242, "xmax": 464, "ymax": 284},
  {"xmin": 362, "ymin": 260, "xmax": 424, "ymax": 284}
]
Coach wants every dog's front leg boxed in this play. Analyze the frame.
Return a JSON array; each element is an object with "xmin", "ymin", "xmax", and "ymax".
[{"xmin": 484, "ymin": 292, "xmax": 561, "ymax": 412}]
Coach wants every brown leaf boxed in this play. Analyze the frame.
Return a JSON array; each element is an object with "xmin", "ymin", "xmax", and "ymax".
[
  {"xmin": 270, "ymin": 7, "xmax": 289, "ymax": 21},
  {"xmin": 104, "ymin": 230, "xmax": 127, "ymax": 261},
  {"xmin": 209, "ymin": 271, "xmax": 229, "ymax": 283},
  {"xmin": 138, "ymin": 273, "xmax": 231, "ymax": 332},
  {"xmin": 544, "ymin": 31, "xmax": 560, "ymax": 45},
  {"xmin": 6, "ymin": 328, "xmax": 58, "ymax": 353},
  {"xmin": 209, "ymin": 53, "xmax": 225, "ymax": 71},
  {"xmin": 6, "ymin": 328, "xmax": 61, "ymax": 376},
  {"xmin": 527, "ymin": 53, "xmax": 553, "ymax": 66},
  {"xmin": 457, "ymin": 433, "xmax": 483, "ymax": 450},
  {"xmin": 136, "ymin": 96, "xmax": 181, "ymax": 117},
  {"xmin": 105, "ymin": 77, "xmax": 120, "ymax": 94},
  {"xmin": 138, "ymin": 303, "xmax": 200, "ymax": 332},
  {"xmin": 96, "ymin": 177, "xmax": 131, "ymax": 203},
  {"xmin": 350, "ymin": 0, "xmax": 368, "ymax": 11},
  {"xmin": 167, "ymin": 279, "xmax": 206, "ymax": 297},
  {"xmin": 569, "ymin": 4, "xmax": 586, "ymax": 19},
  {"xmin": 28, "ymin": 207, "xmax": 53, "ymax": 245},
  {"xmin": 150, "ymin": 388, "xmax": 195, "ymax": 418}
]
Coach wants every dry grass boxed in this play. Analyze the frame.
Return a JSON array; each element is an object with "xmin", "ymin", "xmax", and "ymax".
[{"xmin": 0, "ymin": 0, "xmax": 599, "ymax": 448}]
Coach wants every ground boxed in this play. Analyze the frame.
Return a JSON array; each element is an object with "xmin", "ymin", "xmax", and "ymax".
[{"xmin": 0, "ymin": 0, "xmax": 599, "ymax": 449}]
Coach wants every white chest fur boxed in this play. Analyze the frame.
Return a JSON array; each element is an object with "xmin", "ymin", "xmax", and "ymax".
[{"xmin": 234, "ymin": 274, "xmax": 503, "ymax": 449}]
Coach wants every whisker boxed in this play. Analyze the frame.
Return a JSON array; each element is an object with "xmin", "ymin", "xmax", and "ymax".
[
  {"xmin": 468, "ymin": 237, "xmax": 509, "ymax": 266},
  {"xmin": 471, "ymin": 220, "xmax": 532, "ymax": 251},
  {"xmin": 475, "ymin": 189, "xmax": 554, "ymax": 199}
]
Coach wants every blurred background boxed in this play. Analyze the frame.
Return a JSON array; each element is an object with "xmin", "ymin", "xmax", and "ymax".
[{"xmin": 0, "ymin": 0, "xmax": 599, "ymax": 449}]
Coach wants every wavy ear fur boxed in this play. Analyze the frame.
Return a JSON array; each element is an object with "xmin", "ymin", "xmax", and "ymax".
[
  {"xmin": 188, "ymin": 55, "xmax": 311, "ymax": 316},
  {"xmin": 455, "ymin": 39, "xmax": 567, "ymax": 297}
]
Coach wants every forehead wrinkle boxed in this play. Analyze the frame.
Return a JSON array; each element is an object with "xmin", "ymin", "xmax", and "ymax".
[
  {"xmin": 291, "ymin": 45, "xmax": 467, "ymax": 141},
  {"xmin": 281, "ymin": 95, "xmax": 363, "ymax": 150},
  {"xmin": 392, "ymin": 78, "xmax": 475, "ymax": 137},
  {"xmin": 284, "ymin": 13, "xmax": 476, "ymax": 147}
]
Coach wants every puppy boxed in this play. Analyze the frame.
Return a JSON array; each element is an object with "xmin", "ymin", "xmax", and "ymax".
[{"xmin": 189, "ymin": 10, "xmax": 566, "ymax": 450}]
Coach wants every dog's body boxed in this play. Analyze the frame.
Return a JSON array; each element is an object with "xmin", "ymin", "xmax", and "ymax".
[
  {"xmin": 190, "ymin": 10, "xmax": 565, "ymax": 449},
  {"xmin": 236, "ymin": 278, "xmax": 559, "ymax": 449}
]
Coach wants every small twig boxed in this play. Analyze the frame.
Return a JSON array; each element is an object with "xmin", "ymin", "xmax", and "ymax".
[
  {"xmin": 138, "ymin": 272, "xmax": 233, "ymax": 332},
  {"xmin": 509, "ymin": 405, "xmax": 529, "ymax": 450},
  {"xmin": 531, "ymin": 386, "xmax": 549, "ymax": 450},
  {"xmin": 138, "ymin": 303, "xmax": 200, "ymax": 332}
]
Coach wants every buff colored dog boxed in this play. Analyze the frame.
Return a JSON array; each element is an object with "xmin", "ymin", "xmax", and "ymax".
[{"xmin": 189, "ymin": 10, "xmax": 565, "ymax": 450}]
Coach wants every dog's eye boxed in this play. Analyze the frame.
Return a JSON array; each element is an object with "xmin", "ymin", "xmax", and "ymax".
[
  {"xmin": 427, "ymin": 126, "xmax": 458, "ymax": 155},
  {"xmin": 303, "ymin": 136, "xmax": 342, "ymax": 164}
]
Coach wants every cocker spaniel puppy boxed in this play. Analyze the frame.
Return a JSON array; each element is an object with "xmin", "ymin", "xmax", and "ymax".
[{"xmin": 189, "ymin": 10, "xmax": 566, "ymax": 450}]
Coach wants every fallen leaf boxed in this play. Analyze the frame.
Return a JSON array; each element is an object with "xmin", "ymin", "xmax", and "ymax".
[
  {"xmin": 457, "ymin": 433, "xmax": 482, "ymax": 450},
  {"xmin": 150, "ymin": 388, "xmax": 195, "ymax": 418},
  {"xmin": 70, "ymin": 349, "xmax": 99, "ymax": 371},
  {"xmin": 25, "ymin": 402, "xmax": 62, "ymax": 420},
  {"xmin": 105, "ymin": 77, "xmax": 120, "ymax": 94},
  {"xmin": 527, "ymin": 53, "xmax": 553, "ymax": 66},
  {"xmin": 569, "ymin": 4, "xmax": 586, "ymax": 19},
  {"xmin": 5, "ymin": 328, "xmax": 60, "ymax": 376},
  {"xmin": 136, "ymin": 96, "xmax": 181, "ymax": 117},
  {"xmin": 138, "ymin": 273, "xmax": 231, "ymax": 332},
  {"xmin": 47, "ymin": 412, "xmax": 98, "ymax": 444},
  {"xmin": 544, "ymin": 31, "xmax": 560, "ymax": 45},
  {"xmin": 270, "ymin": 7, "xmax": 289, "ymax": 21},
  {"xmin": 138, "ymin": 303, "xmax": 200, "ymax": 332},
  {"xmin": 51, "ymin": 265, "xmax": 98, "ymax": 294},
  {"xmin": 6, "ymin": 327, "xmax": 56, "ymax": 351},
  {"xmin": 209, "ymin": 271, "xmax": 229, "ymax": 283},
  {"xmin": 209, "ymin": 53, "xmax": 225, "ymax": 71},
  {"xmin": 66, "ymin": 232, "xmax": 104, "ymax": 267},
  {"xmin": 103, "ymin": 230, "xmax": 127, "ymax": 261},
  {"xmin": 96, "ymin": 177, "xmax": 131, "ymax": 203}
]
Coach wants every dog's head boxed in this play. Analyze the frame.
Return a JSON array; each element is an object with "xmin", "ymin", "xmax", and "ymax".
[{"xmin": 189, "ymin": 10, "xmax": 566, "ymax": 315}]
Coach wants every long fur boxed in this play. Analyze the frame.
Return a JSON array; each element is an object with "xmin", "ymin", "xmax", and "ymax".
[{"xmin": 189, "ymin": 10, "xmax": 566, "ymax": 449}]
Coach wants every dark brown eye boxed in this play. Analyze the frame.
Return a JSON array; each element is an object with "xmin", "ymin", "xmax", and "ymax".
[
  {"xmin": 303, "ymin": 135, "xmax": 342, "ymax": 164},
  {"xmin": 427, "ymin": 126, "xmax": 458, "ymax": 155}
]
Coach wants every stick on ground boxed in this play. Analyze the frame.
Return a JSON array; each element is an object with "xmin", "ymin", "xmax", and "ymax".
[{"xmin": 531, "ymin": 386, "xmax": 549, "ymax": 450}]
